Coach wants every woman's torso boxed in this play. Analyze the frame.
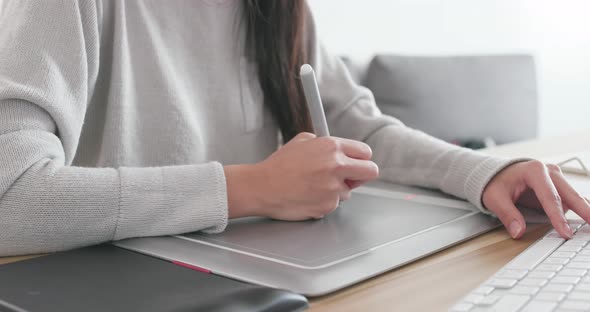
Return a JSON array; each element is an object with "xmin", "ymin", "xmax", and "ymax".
[{"xmin": 74, "ymin": 0, "xmax": 278, "ymax": 168}]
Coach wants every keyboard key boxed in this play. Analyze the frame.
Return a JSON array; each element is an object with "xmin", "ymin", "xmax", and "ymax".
[
  {"xmin": 553, "ymin": 251, "xmax": 577, "ymax": 259},
  {"xmin": 507, "ymin": 239, "xmax": 564, "ymax": 270},
  {"xmin": 543, "ymin": 257, "xmax": 570, "ymax": 265},
  {"xmin": 473, "ymin": 286, "xmax": 494, "ymax": 295},
  {"xmin": 521, "ymin": 300, "xmax": 558, "ymax": 312},
  {"xmin": 477, "ymin": 295, "xmax": 500, "ymax": 306},
  {"xmin": 565, "ymin": 240, "xmax": 588, "ymax": 247},
  {"xmin": 496, "ymin": 269, "xmax": 528, "ymax": 280},
  {"xmin": 559, "ymin": 245, "xmax": 583, "ymax": 252},
  {"xmin": 573, "ymin": 256, "xmax": 590, "ymax": 262},
  {"xmin": 560, "ymin": 269, "xmax": 588, "ymax": 277},
  {"xmin": 559, "ymin": 300, "xmax": 590, "ymax": 310},
  {"xmin": 450, "ymin": 223, "xmax": 590, "ymax": 312},
  {"xmin": 519, "ymin": 278, "xmax": 549, "ymax": 287},
  {"xmin": 567, "ymin": 291, "xmax": 590, "ymax": 301},
  {"xmin": 536, "ymin": 291, "xmax": 566, "ymax": 302},
  {"xmin": 543, "ymin": 283, "xmax": 574, "ymax": 293},
  {"xmin": 570, "ymin": 224, "xmax": 582, "ymax": 236},
  {"xmin": 545, "ymin": 232, "xmax": 564, "ymax": 239},
  {"xmin": 529, "ymin": 271, "xmax": 557, "ymax": 279},
  {"xmin": 552, "ymin": 276, "xmax": 581, "ymax": 284},
  {"xmin": 450, "ymin": 302, "xmax": 473, "ymax": 312},
  {"xmin": 487, "ymin": 278, "xmax": 518, "ymax": 289},
  {"xmin": 463, "ymin": 294, "xmax": 484, "ymax": 304},
  {"xmin": 489, "ymin": 294, "xmax": 530, "ymax": 312},
  {"xmin": 536, "ymin": 264, "xmax": 564, "ymax": 272},
  {"xmin": 568, "ymin": 262, "xmax": 590, "ymax": 269},
  {"xmin": 572, "ymin": 234, "xmax": 590, "ymax": 240},
  {"xmin": 510, "ymin": 285, "xmax": 540, "ymax": 295}
]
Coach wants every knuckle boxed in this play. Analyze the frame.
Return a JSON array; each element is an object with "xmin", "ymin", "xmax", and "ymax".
[
  {"xmin": 325, "ymin": 181, "xmax": 342, "ymax": 193},
  {"xmin": 528, "ymin": 160, "xmax": 547, "ymax": 172},
  {"xmin": 329, "ymin": 157, "xmax": 348, "ymax": 172},
  {"xmin": 320, "ymin": 137, "xmax": 340, "ymax": 152},
  {"xmin": 296, "ymin": 132, "xmax": 316, "ymax": 140},
  {"xmin": 546, "ymin": 163, "xmax": 562, "ymax": 174},
  {"xmin": 548, "ymin": 192, "xmax": 562, "ymax": 206}
]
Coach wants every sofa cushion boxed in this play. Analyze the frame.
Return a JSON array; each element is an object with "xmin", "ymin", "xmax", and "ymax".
[{"xmin": 364, "ymin": 54, "xmax": 538, "ymax": 144}]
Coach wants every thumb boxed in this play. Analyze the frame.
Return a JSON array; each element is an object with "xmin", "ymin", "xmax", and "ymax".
[{"xmin": 486, "ymin": 195, "xmax": 527, "ymax": 239}]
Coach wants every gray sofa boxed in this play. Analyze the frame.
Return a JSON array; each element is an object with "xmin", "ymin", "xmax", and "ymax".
[{"xmin": 342, "ymin": 54, "xmax": 539, "ymax": 147}]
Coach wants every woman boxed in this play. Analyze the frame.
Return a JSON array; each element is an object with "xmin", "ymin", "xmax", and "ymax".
[{"xmin": 0, "ymin": 0, "xmax": 586, "ymax": 256}]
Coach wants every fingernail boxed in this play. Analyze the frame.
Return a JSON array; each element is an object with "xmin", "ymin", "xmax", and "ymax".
[
  {"xmin": 509, "ymin": 220, "xmax": 522, "ymax": 239},
  {"xmin": 564, "ymin": 222, "xmax": 573, "ymax": 239}
]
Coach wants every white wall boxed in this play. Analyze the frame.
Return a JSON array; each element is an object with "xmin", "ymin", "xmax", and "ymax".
[{"xmin": 309, "ymin": 0, "xmax": 590, "ymax": 138}]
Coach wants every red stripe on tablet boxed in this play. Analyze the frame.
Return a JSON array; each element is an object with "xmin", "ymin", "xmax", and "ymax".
[
  {"xmin": 405, "ymin": 194, "xmax": 417, "ymax": 200},
  {"xmin": 172, "ymin": 260, "xmax": 211, "ymax": 274}
]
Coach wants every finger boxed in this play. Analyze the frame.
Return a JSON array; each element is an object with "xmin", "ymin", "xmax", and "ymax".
[
  {"xmin": 516, "ymin": 187, "xmax": 570, "ymax": 213},
  {"xmin": 334, "ymin": 138, "xmax": 373, "ymax": 160},
  {"xmin": 292, "ymin": 132, "xmax": 316, "ymax": 142},
  {"xmin": 524, "ymin": 164, "xmax": 573, "ymax": 238},
  {"xmin": 563, "ymin": 203, "xmax": 570, "ymax": 214},
  {"xmin": 336, "ymin": 159, "xmax": 379, "ymax": 181},
  {"xmin": 315, "ymin": 197, "xmax": 340, "ymax": 219},
  {"xmin": 339, "ymin": 189, "xmax": 352, "ymax": 201},
  {"xmin": 487, "ymin": 193, "xmax": 527, "ymax": 239},
  {"xmin": 549, "ymin": 168, "xmax": 590, "ymax": 223}
]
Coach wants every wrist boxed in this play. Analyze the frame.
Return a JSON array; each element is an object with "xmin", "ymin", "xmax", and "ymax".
[{"xmin": 223, "ymin": 164, "xmax": 270, "ymax": 218}]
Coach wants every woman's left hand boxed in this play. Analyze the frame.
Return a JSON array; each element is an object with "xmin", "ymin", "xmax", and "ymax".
[{"xmin": 482, "ymin": 160, "xmax": 590, "ymax": 239}]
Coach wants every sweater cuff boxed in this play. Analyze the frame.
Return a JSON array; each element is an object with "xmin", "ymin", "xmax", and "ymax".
[
  {"xmin": 114, "ymin": 162, "xmax": 228, "ymax": 240},
  {"xmin": 441, "ymin": 152, "xmax": 530, "ymax": 215}
]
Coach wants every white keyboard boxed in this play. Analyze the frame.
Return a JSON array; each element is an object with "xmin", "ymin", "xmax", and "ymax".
[{"xmin": 452, "ymin": 220, "xmax": 590, "ymax": 312}]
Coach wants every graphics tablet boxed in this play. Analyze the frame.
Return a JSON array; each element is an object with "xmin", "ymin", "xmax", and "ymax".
[{"xmin": 114, "ymin": 182, "xmax": 501, "ymax": 296}]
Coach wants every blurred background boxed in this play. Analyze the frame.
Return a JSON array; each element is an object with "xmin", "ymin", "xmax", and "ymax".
[
  {"xmin": 2, "ymin": 1, "xmax": 589, "ymax": 147},
  {"xmin": 310, "ymin": 0, "xmax": 590, "ymax": 145}
]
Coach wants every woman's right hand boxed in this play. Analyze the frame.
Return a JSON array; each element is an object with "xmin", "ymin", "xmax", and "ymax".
[{"xmin": 224, "ymin": 132, "xmax": 379, "ymax": 221}]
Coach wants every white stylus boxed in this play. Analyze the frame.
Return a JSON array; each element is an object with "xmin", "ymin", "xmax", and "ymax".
[
  {"xmin": 301, "ymin": 64, "xmax": 355, "ymax": 200},
  {"xmin": 300, "ymin": 64, "xmax": 330, "ymax": 137}
]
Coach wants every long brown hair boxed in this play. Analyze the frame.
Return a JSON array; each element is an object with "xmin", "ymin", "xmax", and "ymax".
[{"xmin": 243, "ymin": 0, "xmax": 313, "ymax": 142}]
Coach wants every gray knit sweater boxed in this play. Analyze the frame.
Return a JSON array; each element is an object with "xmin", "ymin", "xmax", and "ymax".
[{"xmin": 0, "ymin": 0, "xmax": 517, "ymax": 256}]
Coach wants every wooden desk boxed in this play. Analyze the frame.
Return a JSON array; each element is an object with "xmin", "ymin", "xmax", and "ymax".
[
  {"xmin": 1, "ymin": 130, "xmax": 589, "ymax": 311},
  {"xmin": 309, "ymin": 129, "xmax": 590, "ymax": 312}
]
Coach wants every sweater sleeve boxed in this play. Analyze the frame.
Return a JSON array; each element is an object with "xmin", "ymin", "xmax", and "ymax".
[
  {"xmin": 305, "ymin": 13, "xmax": 526, "ymax": 214},
  {"xmin": 0, "ymin": 0, "xmax": 227, "ymax": 256}
]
